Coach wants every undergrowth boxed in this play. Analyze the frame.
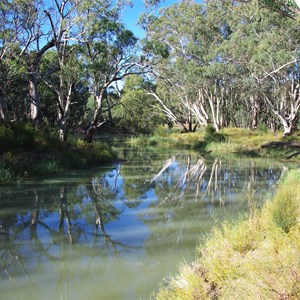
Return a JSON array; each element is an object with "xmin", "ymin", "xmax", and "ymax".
[
  {"xmin": 128, "ymin": 126, "xmax": 300, "ymax": 159},
  {"xmin": 0, "ymin": 122, "xmax": 116, "ymax": 183}
]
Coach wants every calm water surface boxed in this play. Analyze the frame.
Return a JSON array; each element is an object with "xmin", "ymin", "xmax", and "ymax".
[{"xmin": 0, "ymin": 145, "xmax": 295, "ymax": 299}]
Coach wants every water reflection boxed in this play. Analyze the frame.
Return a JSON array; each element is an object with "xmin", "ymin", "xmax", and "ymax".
[
  {"xmin": 149, "ymin": 155, "xmax": 282, "ymax": 206},
  {"xmin": 0, "ymin": 147, "xmax": 293, "ymax": 299}
]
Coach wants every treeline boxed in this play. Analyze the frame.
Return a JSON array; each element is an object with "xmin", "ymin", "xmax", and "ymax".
[{"xmin": 0, "ymin": 0, "xmax": 299, "ymax": 144}]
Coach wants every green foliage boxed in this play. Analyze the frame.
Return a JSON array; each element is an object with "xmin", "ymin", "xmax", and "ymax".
[
  {"xmin": 75, "ymin": 139, "xmax": 116, "ymax": 163},
  {"xmin": 154, "ymin": 125, "xmax": 174, "ymax": 137},
  {"xmin": 265, "ymin": 170, "xmax": 300, "ymax": 233},
  {"xmin": 0, "ymin": 122, "xmax": 36, "ymax": 152},
  {"xmin": 143, "ymin": 40, "xmax": 169, "ymax": 58},
  {"xmin": 115, "ymin": 75, "xmax": 164, "ymax": 134},
  {"xmin": 204, "ymin": 125, "xmax": 227, "ymax": 144},
  {"xmin": 0, "ymin": 125, "xmax": 117, "ymax": 183},
  {"xmin": 0, "ymin": 161, "xmax": 13, "ymax": 184},
  {"xmin": 257, "ymin": 123, "xmax": 268, "ymax": 133},
  {"xmin": 32, "ymin": 160, "xmax": 63, "ymax": 176}
]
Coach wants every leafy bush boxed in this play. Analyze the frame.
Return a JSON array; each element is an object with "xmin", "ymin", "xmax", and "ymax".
[
  {"xmin": 148, "ymin": 137, "xmax": 158, "ymax": 146},
  {"xmin": 204, "ymin": 125, "xmax": 227, "ymax": 143},
  {"xmin": 0, "ymin": 121, "xmax": 36, "ymax": 152},
  {"xmin": 0, "ymin": 124, "xmax": 15, "ymax": 152},
  {"xmin": 33, "ymin": 160, "xmax": 63, "ymax": 176},
  {"xmin": 154, "ymin": 126, "xmax": 170, "ymax": 137},
  {"xmin": 11, "ymin": 122, "xmax": 36, "ymax": 149},
  {"xmin": 257, "ymin": 123, "xmax": 268, "ymax": 133},
  {"xmin": 265, "ymin": 170, "xmax": 300, "ymax": 233},
  {"xmin": 0, "ymin": 162, "xmax": 13, "ymax": 184},
  {"xmin": 0, "ymin": 127, "xmax": 117, "ymax": 182}
]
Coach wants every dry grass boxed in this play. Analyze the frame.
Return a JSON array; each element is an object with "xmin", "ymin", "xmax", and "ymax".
[{"xmin": 154, "ymin": 170, "xmax": 300, "ymax": 299}]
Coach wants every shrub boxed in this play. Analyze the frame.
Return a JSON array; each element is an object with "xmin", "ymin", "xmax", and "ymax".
[
  {"xmin": 0, "ymin": 123, "xmax": 15, "ymax": 152},
  {"xmin": 12, "ymin": 122, "xmax": 36, "ymax": 149},
  {"xmin": 265, "ymin": 170, "xmax": 300, "ymax": 233},
  {"xmin": 0, "ymin": 162, "xmax": 13, "ymax": 184},
  {"xmin": 154, "ymin": 126, "xmax": 170, "ymax": 137},
  {"xmin": 33, "ymin": 160, "xmax": 63, "ymax": 176},
  {"xmin": 0, "ymin": 121, "xmax": 36, "ymax": 152},
  {"xmin": 204, "ymin": 125, "xmax": 227, "ymax": 144},
  {"xmin": 148, "ymin": 137, "xmax": 158, "ymax": 146},
  {"xmin": 257, "ymin": 123, "xmax": 268, "ymax": 133}
]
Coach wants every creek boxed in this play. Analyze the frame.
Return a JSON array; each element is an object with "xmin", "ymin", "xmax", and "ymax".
[{"xmin": 0, "ymin": 143, "xmax": 296, "ymax": 299}]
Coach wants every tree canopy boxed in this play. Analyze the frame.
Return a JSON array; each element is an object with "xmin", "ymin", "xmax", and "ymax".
[{"xmin": 0, "ymin": 0, "xmax": 299, "ymax": 140}]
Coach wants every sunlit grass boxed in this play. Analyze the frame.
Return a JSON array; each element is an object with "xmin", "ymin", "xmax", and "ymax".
[
  {"xmin": 128, "ymin": 126, "xmax": 300, "ymax": 159},
  {"xmin": 154, "ymin": 170, "xmax": 300, "ymax": 299}
]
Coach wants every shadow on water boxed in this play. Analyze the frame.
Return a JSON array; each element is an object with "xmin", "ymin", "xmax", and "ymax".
[{"xmin": 0, "ymin": 145, "xmax": 295, "ymax": 299}]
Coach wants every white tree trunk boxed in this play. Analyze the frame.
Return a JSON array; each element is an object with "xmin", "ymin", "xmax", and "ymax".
[
  {"xmin": 29, "ymin": 74, "xmax": 40, "ymax": 122},
  {"xmin": 263, "ymin": 91, "xmax": 299, "ymax": 136},
  {"xmin": 0, "ymin": 89, "xmax": 6, "ymax": 120}
]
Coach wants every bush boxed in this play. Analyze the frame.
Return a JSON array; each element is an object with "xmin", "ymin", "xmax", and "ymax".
[
  {"xmin": 0, "ymin": 162, "xmax": 13, "ymax": 184},
  {"xmin": 0, "ymin": 121, "xmax": 36, "ymax": 152},
  {"xmin": 33, "ymin": 159, "xmax": 63, "ymax": 176},
  {"xmin": 265, "ymin": 170, "xmax": 300, "ymax": 233},
  {"xmin": 0, "ymin": 123, "xmax": 15, "ymax": 152},
  {"xmin": 204, "ymin": 125, "xmax": 227, "ymax": 144},
  {"xmin": 257, "ymin": 123, "xmax": 268, "ymax": 133},
  {"xmin": 12, "ymin": 122, "xmax": 36, "ymax": 149},
  {"xmin": 154, "ymin": 126, "xmax": 170, "ymax": 137},
  {"xmin": 0, "ymin": 127, "xmax": 118, "ymax": 182}
]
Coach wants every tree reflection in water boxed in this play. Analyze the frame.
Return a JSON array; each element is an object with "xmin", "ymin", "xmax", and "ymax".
[
  {"xmin": 0, "ymin": 148, "xmax": 292, "ymax": 299},
  {"xmin": 141, "ymin": 154, "xmax": 286, "ymax": 257},
  {"xmin": 0, "ymin": 171, "xmax": 132, "ymax": 285},
  {"xmin": 149, "ymin": 155, "xmax": 283, "ymax": 206}
]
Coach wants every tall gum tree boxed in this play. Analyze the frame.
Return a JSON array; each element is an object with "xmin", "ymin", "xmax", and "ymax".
[
  {"xmin": 43, "ymin": 0, "xmax": 111, "ymax": 142},
  {"xmin": 79, "ymin": 10, "xmax": 151, "ymax": 143},
  {"xmin": 0, "ymin": 0, "xmax": 34, "ymax": 121},
  {"xmin": 0, "ymin": 0, "xmax": 56, "ymax": 124},
  {"xmin": 220, "ymin": 0, "xmax": 300, "ymax": 135},
  {"xmin": 145, "ymin": 1, "xmax": 234, "ymax": 131}
]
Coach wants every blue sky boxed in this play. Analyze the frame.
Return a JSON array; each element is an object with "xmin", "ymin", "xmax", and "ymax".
[{"xmin": 122, "ymin": 0, "xmax": 179, "ymax": 38}]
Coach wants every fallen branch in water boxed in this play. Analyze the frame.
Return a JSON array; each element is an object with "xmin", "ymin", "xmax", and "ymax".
[
  {"xmin": 286, "ymin": 151, "xmax": 300, "ymax": 159},
  {"xmin": 261, "ymin": 141, "xmax": 300, "ymax": 159},
  {"xmin": 261, "ymin": 141, "xmax": 300, "ymax": 148}
]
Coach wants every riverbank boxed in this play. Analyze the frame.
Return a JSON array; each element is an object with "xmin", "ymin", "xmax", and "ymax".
[
  {"xmin": 129, "ymin": 126, "xmax": 300, "ymax": 160},
  {"xmin": 154, "ymin": 169, "xmax": 300, "ymax": 299},
  {"xmin": 0, "ymin": 122, "xmax": 117, "ymax": 183},
  {"xmin": 2, "ymin": 123, "xmax": 300, "ymax": 183}
]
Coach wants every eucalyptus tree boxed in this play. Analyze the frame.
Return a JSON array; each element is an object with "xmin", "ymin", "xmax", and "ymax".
[
  {"xmin": 116, "ymin": 75, "xmax": 163, "ymax": 134},
  {"xmin": 145, "ymin": 1, "xmax": 207, "ymax": 131},
  {"xmin": 243, "ymin": 0, "xmax": 300, "ymax": 20},
  {"xmin": 78, "ymin": 9, "xmax": 152, "ymax": 143},
  {"xmin": 23, "ymin": 8, "xmax": 55, "ymax": 124},
  {"xmin": 219, "ymin": 0, "xmax": 300, "ymax": 135},
  {"xmin": 0, "ymin": 0, "xmax": 29, "ymax": 120},
  {"xmin": 0, "ymin": 1, "xmax": 14, "ymax": 119},
  {"xmin": 145, "ymin": 0, "xmax": 235, "ymax": 131},
  {"xmin": 0, "ymin": 0, "xmax": 57, "ymax": 124},
  {"xmin": 41, "ymin": 0, "xmax": 125, "ymax": 141},
  {"xmin": 41, "ymin": 0, "xmax": 89, "ymax": 141}
]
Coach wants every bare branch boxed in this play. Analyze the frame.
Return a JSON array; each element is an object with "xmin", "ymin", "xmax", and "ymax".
[{"xmin": 259, "ymin": 59, "xmax": 297, "ymax": 81}]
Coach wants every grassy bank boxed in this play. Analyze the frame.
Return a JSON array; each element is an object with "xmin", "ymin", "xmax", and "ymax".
[
  {"xmin": 0, "ymin": 122, "xmax": 117, "ymax": 183},
  {"xmin": 128, "ymin": 126, "xmax": 300, "ymax": 159},
  {"xmin": 154, "ymin": 170, "xmax": 300, "ymax": 299}
]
